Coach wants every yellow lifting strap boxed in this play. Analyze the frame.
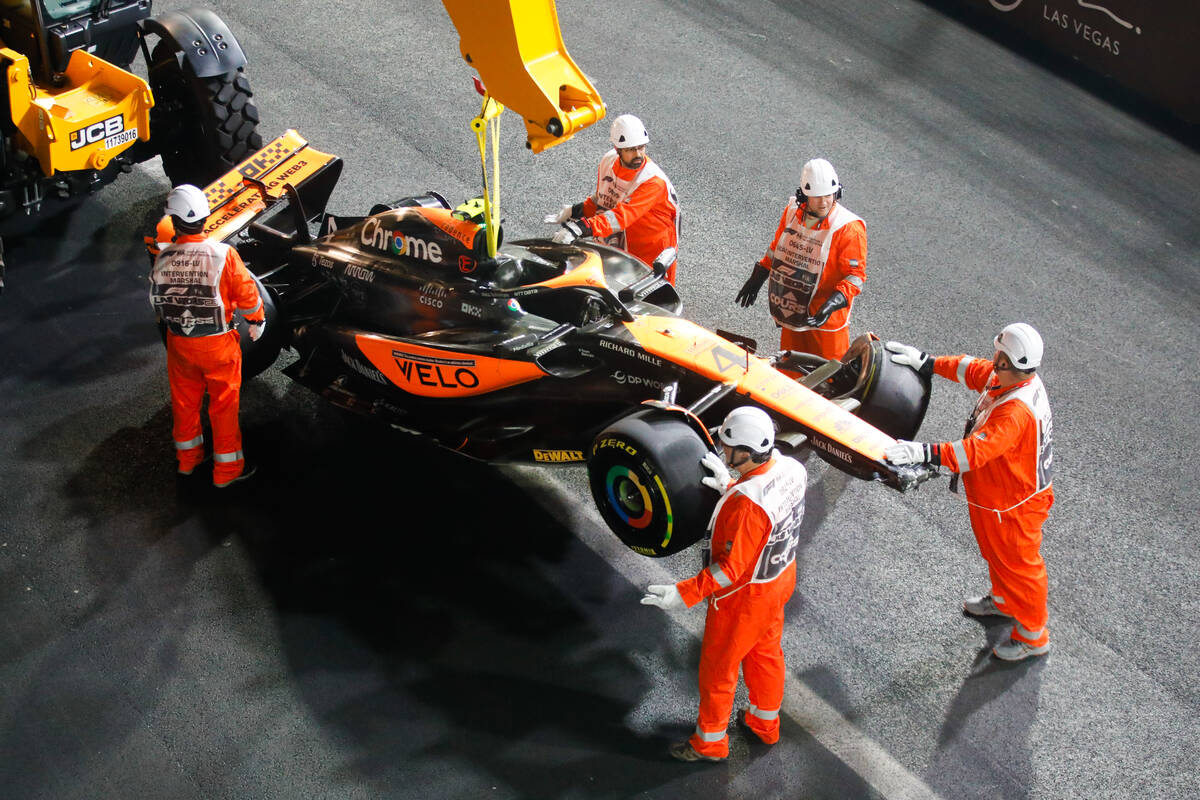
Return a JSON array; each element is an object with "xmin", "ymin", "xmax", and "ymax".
[
  {"xmin": 470, "ymin": 93, "xmax": 504, "ymax": 258},
  {"xmin": 441, "ymin": 0, "xmax": 606, "ymax": 154}
]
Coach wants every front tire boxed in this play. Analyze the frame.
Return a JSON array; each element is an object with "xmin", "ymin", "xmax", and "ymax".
[
  {"xmin": 587, "ymin": 410, "xmax": 715, "ymax": 557},
  {"xmin": 842, "ymin": 336, "xmax": 931, "ymax": 441},
  {"xmin": 778, "ymin": 335, "xmax": 931, "ymax": 441},
  {"xmin": 148, "ymin": 41, "xmax": 262, "ymax": 188}
]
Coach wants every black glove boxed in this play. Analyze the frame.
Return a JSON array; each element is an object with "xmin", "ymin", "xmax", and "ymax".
[
  {"xmin": 803, "ymin": 290, "xmax": 848, "ymax": 328},
  {"xmin": 736, "ymin": 264, "xmax": 769, "ymax": 307}
]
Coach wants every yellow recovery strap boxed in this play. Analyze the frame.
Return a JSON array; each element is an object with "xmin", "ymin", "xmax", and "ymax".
[{"xmin": 471, "ymin": 92, "xmax": 504, "ymax": 258}]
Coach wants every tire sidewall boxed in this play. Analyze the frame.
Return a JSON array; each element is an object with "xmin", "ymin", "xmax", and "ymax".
[
  {"xmin": 238, "ymin": 274, "xmax": 284, "ymax": 379},
  {"xmin": 855, "ymin": 338, "xmax": 932, "ymax": 441},
  {"xmin": 587, "ymin": 411, "xmax": 715, "ymax": 557}
]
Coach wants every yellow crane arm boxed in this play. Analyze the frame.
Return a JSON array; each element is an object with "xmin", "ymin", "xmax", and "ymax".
[{"xmin": 441, "ymin": 0, "xmax": 605, "ymax": 153}]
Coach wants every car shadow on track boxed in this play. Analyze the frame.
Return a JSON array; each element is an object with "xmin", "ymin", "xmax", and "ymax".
[
  {"xmin": 1, "ymin": 197, "xmax": 169, "ymax": 389},
  {"xmin": 42, "ymin": 380, "xmax": 871, "ymax": 797}
]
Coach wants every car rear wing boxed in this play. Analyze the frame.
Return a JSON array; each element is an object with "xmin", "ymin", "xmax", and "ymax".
[{"xmin": 200, "ymin": 129, "xmax": 343, "ymax": 247}]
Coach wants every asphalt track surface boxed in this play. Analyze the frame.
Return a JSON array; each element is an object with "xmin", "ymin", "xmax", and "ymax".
[{"xmin": 1, "ymin": 1, "xmax": 1196, "ymax": 799}]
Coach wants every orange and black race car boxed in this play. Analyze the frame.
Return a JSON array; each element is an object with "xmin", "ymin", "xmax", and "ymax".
[{"xmin": 209, "ymin": 131, "xmax": 936, "ymax": 557}]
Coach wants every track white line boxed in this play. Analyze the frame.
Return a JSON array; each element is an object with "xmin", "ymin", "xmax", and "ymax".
[{"xmin": 506, "ymin": 465, "xmax": 944, "ymax": 800}]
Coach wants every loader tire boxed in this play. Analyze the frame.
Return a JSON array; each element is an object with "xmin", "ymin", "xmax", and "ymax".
[{"xmin": 149, "ymin": 41, "xmax": 262, "ymax": 188}]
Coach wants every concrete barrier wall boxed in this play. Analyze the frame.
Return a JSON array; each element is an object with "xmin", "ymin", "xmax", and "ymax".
[{"xmin": 935, "ymin": 0, "xmax": 1199, "ymax": 129}]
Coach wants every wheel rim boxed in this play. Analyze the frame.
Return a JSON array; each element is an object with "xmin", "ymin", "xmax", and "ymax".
[{"xmin": 605, "ymin": 466, "xmax": 654, "ymax": 529}]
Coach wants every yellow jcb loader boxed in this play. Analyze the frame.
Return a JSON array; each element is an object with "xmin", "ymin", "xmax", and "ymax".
[{"xmin": 0, "ymin": 0, "xmax": 263, "ymax": 289}]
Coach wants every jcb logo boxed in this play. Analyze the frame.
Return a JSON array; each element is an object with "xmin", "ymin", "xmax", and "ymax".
[{"xmin": 69, "ymin": 115, "xmax": 125, "ymax": 151}]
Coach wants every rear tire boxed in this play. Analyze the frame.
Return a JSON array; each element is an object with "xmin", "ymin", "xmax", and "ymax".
[
  {"xmin": 587, "ymin": 410, "xmax": 715, "ymax": 557},
  {"xmin": 148, "ymin": 41, "xmax": 262, "ymax": 188},
  {"xmin": 238, "ymin": 274, "xmax": 284, "ymax": 379}
]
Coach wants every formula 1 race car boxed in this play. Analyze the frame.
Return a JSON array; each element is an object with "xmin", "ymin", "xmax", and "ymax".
[{"xmin": 197, "ymin": 132, "xmax": 936, "ymax": 557}]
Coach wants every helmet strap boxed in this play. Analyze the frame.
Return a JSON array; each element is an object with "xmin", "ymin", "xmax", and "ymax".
[
  {"xmin": 722, "ymin": 445, "xmax": 768, "ymax": 476},
  {"xmin": 721, "ymin": 446, "xmax": 750, "ymax": 476}
]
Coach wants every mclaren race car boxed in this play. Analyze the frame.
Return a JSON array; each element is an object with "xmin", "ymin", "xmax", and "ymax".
[{"xmin": 196, "ymin": 131, "xmax": 936, "ymax": 557}]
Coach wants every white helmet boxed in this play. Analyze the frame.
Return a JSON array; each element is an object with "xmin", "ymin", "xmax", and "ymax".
[
  {"xmin": 798, "ymin": 158, "xmax": 841, "ymax": 198},
  {"xmin": 609, "ymin": 114, "xmax": 649, "ymax": 149},
  {"xmin": 718, "ymin": 407, "xmax": 775, "ymax": 454},
  {"xmin": 994, "ymin": 322, "xmax": 1043, "ymax": 370},
  {"xmin": 164, "ymin": 184, "xmax": 210, "ymax": 223}
]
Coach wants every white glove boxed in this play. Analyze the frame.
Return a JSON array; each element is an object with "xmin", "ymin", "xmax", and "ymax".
[
  {"xmin": 247, "ymin": 318, "xmax": 265, "ymax": 342},
  {"xmin": 641, "ymin": 583, "xmax": 683, "ymax": 609},
  {"xmin": 543, "ymin": 204, "xmax": 573, "ymax": 225},
  {"xmin": 885, "ymin": 440, "xmax": 930, "ymax": 466},
  {"xmin": 885, "ymin": 341, "xmax": 930, "ymax": 374},
  {"xmin": 551, "ymin": 219, "xmax": 588, "ymax": 244},
  {"xmin": 700, "ymin": 451, "xmax": 732, "ymax": 493}
]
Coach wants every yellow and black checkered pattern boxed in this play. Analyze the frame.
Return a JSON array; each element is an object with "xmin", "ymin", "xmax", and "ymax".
[{"xmin": 203, "ymin": 130, "xmax": 307, "ymax": 207}]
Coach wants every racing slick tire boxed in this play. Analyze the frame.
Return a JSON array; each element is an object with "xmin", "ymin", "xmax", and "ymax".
[
  {"xmin": 779, "ymin": 335, "xmax": 931, "ymax": 442},
  {"xmin": 587, "ymin": 410, "xmax": 716, "ymax": 558},
  {"xmin": 238, "ymin": 274, "xmax": 284, "ymax": 379},
  {"xmin": 148, "ymin": 41, "xmax": 262, "ymax": 188},
  {"xmin": 844, "ymin": 336, "xmax": 931, "ymax": 442}
]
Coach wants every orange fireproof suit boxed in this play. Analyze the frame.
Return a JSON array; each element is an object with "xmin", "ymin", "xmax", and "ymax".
[
  {"xmin": 929, "ymin": 355, "xmax": 1055, "ymax": 648},
  {"xmin": 149, "ymin": 231, "xmax": 264, "ymax": 484},
  {"xmin": 578, "ymin": 150, "xmax": 680, "ymax": 283},
  {"xmin": 675, "ymin": 453, "xmax": 807, "ymax": 758},
  {"xmin": 758, "ymin": 198, "xmax": 867, "ymax": 361}
]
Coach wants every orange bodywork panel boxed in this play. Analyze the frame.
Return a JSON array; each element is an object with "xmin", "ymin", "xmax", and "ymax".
[
  {"xmin": 530, "ymin": 249, "xmax": 608, "ymax": 289},
  {"xmin": 201, "ymin": 129, "xmax": 338, "ymax": 241},
  {"xmin": 621, "ymin": 316, "xmax": 896, "ymax": 460},
  {"xmin": 355, "ymin": 335, "xmax": 546, "ymax": 398}
]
